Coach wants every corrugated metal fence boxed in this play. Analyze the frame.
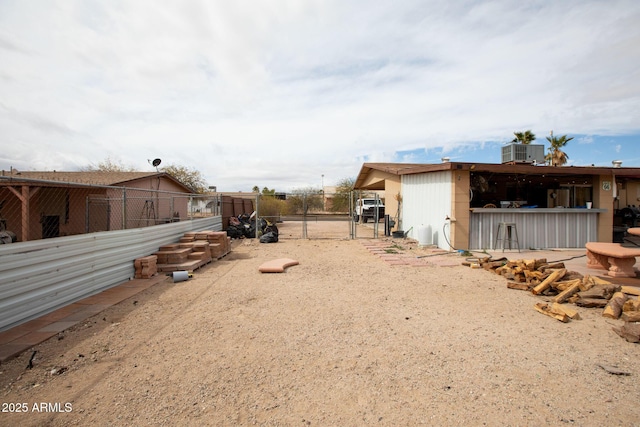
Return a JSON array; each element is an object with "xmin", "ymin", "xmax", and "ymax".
[{"xmin": 0, "ymin": 216, "xmax": 221, "ymax": 331}]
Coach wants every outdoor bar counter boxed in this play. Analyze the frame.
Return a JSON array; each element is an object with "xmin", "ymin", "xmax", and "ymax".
[{"xmin": 468, "ymin": 208, "xmax": 606, "ymax": 250}]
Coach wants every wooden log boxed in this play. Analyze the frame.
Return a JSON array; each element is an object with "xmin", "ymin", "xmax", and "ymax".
[
  {"xmin": 576, "ymin": 298, "xmax": 609, "ymax": 308},
  {"xmin": 532, "ymin": 269, "xmax": 566, "ymax": 295},
  {"xmin": 580, "ymin": 275, "xmax": 596, "ymax": 291},
  {"xmin": 602, "ymin": 292, "xmax": 628, "ymax": 319},
  {"xmin": 621, "ymin": 286, "xmax": 640, "ymax": 297},
  {"xmin": 540, "ymin": 262, "xmax": 566, "ymax": 271},
  {"xmin": 581, "ymin": 275, "xmax": 612, "ymax": 291},
  {"xmin": 622, "ymin": 298, "xmax": 640, "ymax": 312},
  {"xmin": 513, "ymin": 265, "xmax": 526, "ymax": 275},
  {"xmin": 494, "ymin": 266, "xmax": 508, "ymax": 275},
  {"xmin": 525, "ymin": 270, "xmax": 547, "ymax": 278},
  {"xmin": 612, "ymin": 322, "xmax": 640, "ymax": 343},
  {"xmin": 483, "ymin": 260, "xmax": 506, "ymax": 270},
  {"xmin": 534, "ymin": 258, "xmax": 548, "ymax": 269},
  {"xmin": 551, "ymin": 302, "xmax": 581, "ymax": 320},
  {"xmin": 524, "ymin": 270, "xmax": 548, "ymax": 283},
  {"xmin": 552, "ymin": 280, "xmax": 582, "ymax": 304},
  {"xmin": 563, "ymin": 271, "xmax": 584, "ymax": 281},
  {"xmin": 578, "ymin": 284, "xmax": 621, "ymax": 300},
  {"xmin": 507, "ymin": 282, "xmax": 530, "ymax": 291},
  {"xmin": 554, "ymin": 279, "xmax": 581, "ymax": 292},
  {"xmin": 621, "ymin": 311, "xmax": 640, "ymax": 322},
  {"xmin": 534, "ymin": 302, "xmax": 570, "ymax": 323}
]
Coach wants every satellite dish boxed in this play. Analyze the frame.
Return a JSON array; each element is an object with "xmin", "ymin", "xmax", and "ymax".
[{"xmin": 152, "ymin": 158, "xmax": 162, "ymax": 167}]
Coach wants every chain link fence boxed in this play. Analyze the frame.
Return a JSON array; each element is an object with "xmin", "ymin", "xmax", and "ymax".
[
  {"xmin": 0, "ymin": 174, "xmax": 398, "ymax": 243},
  {"xmin": 251, "ymin": 191, "xmax": 389, "ymax": 240},
  {"xmin": 0, "ymin": 176, "xmax": 220, "ymax": 243}
]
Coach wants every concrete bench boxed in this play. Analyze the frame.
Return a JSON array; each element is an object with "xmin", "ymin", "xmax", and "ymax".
[
  {"xmin": 259, "ymin": 258, "xmax": 299, "ymax": 273},
  {"xmin": 585, "ymin": 242, "xmax": 640, "ymax": 278},
  {"xmin": 627, "ymin": 228, "xmax": 640, "ymax": 237}
]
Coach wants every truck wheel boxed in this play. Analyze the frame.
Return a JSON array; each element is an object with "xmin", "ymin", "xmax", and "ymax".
[{"xmin": 362, "ymin": 217, "xmax": 368, "ymax": 223}]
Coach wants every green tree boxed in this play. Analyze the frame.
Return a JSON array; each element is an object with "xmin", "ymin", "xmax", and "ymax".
[
  {"xmin": 330, "ymin": 177, "xmax": 355, "ymax": 213},
  {"xmin": 512, "ymin": 130, "xmax": 536, "ymax": 144},
  {"xmin": 545, "ymin": 132, "xmax": 573, "ymax": 166},
  {"xmin": 252, "ymin": 186, "xmax": 275, "ymax": 196},
  {"xmin": 160, "ymin": 164, "xmax": 208, "ymax": 193}
]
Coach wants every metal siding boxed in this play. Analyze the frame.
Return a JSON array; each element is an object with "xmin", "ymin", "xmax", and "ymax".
[
  {"xmin": 469, "ymin": 211, "xmax": 597, "ymax": 250},
  {"xmin": 0, "ymin": 217, "xmax": 222, "ymax": 331},
  {"xmin": 402, "ymin": 172, "xmax": 452, "ymax": 250}
]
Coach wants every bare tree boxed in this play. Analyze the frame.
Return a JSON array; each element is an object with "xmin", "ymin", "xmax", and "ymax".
[
  {"xmin": 81, "ymin": 156, "xmax": 136, "ymax": 172},
  {"xmin": 160, "ymin": 164, "xmax": 208, "ymax": 194},
  {"xmin": 330, "ymin": 177, "xmax": 355, "ymax": 213},
  {"xmin": 287, "ymin": 187, "xmax": 323, "ymax": 215}
]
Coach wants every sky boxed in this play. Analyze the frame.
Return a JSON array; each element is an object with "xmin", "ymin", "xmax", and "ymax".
[{"xmin": 1, "ymin": 0, "xmax": 639, "ymax": 192}]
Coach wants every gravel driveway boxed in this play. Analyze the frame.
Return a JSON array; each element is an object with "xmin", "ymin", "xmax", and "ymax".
[{"xmin": 1, "ymin": 221, "xmax": 639, "ymax": 426}]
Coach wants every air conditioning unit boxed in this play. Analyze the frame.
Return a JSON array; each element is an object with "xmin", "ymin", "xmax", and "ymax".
[{"xmin": 501, "ymin": 143, "xmax": 545, "ymax": 164}]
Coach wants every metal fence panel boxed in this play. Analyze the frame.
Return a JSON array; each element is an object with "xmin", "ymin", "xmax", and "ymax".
[
  {"xmin": 251, "ymin": 192, "xmax": 381, "ymax": 240},
  {"xmin": 0, "ymin": 217, "xmax": 221, "ymax": 331},
  {"xmin": 468, "ymin": 210, "xmax": 597, "ymax": 250}
]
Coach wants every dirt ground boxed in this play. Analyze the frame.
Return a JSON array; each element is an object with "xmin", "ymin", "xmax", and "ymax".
[{"xmin": 1, "ymin": 220, "xmax": 639, "ymax": 426}]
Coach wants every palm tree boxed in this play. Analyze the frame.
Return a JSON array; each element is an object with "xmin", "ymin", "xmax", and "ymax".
[
  {"xmin": 512, "ymin": 130, "xmax": 536, "ymax": 144},
  {"xmin": 545, "ymin": 131, "xmax": 573, "ymax": 166}
]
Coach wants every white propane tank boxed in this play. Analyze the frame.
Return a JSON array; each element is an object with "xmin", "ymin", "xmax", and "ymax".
[{"xmin": 417, "ymin": 225, "xmax": 431, "ymax": 246}]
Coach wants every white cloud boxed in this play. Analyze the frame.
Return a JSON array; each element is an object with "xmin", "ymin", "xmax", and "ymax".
[{"xmin": 1, "ymin": 0, "xmax": 639, "ymax": 191}]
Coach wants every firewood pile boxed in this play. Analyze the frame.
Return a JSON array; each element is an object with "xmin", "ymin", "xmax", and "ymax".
[{"xmin": 470, "ymin": 256, "xmax": 640, "ymax": 343}]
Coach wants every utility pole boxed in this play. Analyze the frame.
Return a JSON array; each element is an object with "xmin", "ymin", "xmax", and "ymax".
[{"xmin": 321, "ymin": 174, "xmax": 325, "ymax": 211}]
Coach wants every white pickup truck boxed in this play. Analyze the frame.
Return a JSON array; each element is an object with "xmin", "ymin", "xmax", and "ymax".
[{"xmin": 354, "ymin": 198, "xmax": 385, "ymax": 223}]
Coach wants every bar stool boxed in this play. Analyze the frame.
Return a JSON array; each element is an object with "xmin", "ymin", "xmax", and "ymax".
[{"xmin": 494, "ymin": 222, "xmax": 520, "ymax": 252}]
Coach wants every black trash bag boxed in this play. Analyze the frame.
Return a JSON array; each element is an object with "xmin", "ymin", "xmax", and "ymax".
[
  {"xmin": 237, "ymin": 213, "xmax": 251, "ymax": 223},
  {"xmin": 245, "ymin": 223, "xmax": 256, "ymax": 238},
  {"xmin": 264, "ymin": 223, "xmax": 279, "ymax": 235},
  {"xmin": 260, "ymin": 231, "xmax": 279, "ymax": 243},
  {"xmin": 226, "ymin": 225, "xmax": 244, "ymax": 239}
]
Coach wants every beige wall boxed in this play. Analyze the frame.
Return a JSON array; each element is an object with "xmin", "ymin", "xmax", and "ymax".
[
  {"xmin": 593, "ymin": 174, "xmax": 615, "ymax": 242},
  {"xmin": 451, "ymin": 170, "xmax": 470, "ymax": 250},
  {"xmin": 359, "ymin": 170, "xmax": 393, "ymax": 189},
  {"xmin": 384, "ymin": 179, "xmax": 402, "ymax": 223}
]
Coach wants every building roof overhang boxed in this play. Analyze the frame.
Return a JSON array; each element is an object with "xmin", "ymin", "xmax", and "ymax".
[
  {"xmin": 0, "ymin": 170, "xmax": 194, "ymax": 193},
  {"xmin": 354, "ymin": 162, "xmax": 640, "ymax": 189}
]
